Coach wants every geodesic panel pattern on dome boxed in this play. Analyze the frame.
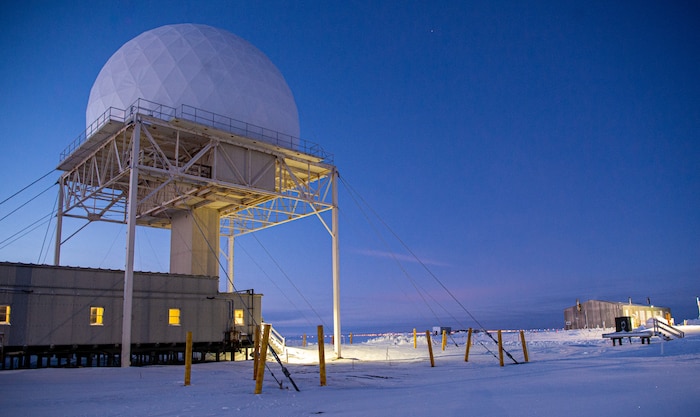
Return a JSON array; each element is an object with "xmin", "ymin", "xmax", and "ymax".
[{"xmin": 86, "ymin": 24, "xmax": 299, "ymax": 137}]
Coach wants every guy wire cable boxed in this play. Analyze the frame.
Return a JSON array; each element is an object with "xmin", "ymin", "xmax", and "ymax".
[
  {"xmin": 171, "ymin": 183, "xmax": 305, "ymax": 334},
  {"xmin": 340, "ymin": 175, "xmax": 518, "ymax": 363},
  {"xmin": 0, "ymin": 182, "xmax": 56, "ymax": 223},
  {"xmin": 250, "ymin": 232, "xmax": 328, "ymax": 328},
  {"xmin": 182, "ymin": 202, "xmax": 304, "ymax": 388},
  {"xmin": 0, "ymin": 169, "xmax": 55, "ymax": 206},
  {"xmin": 339, "ymin": 176, "xmax": 464, "ymax": 345},
  {"xmin": 0, "ymin": 213, "xmax": 54, "ymax": 250},
  {"xmin": 38, "ymin": 194, "xmax": 58, "ymax": 263},
  {"xmin": 237, "ymin": 241, "xmax": 317, "ymax": 328}
]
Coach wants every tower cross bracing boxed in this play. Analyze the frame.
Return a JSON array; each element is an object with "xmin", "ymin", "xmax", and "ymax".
[
  {"xmin": 57, "ymin": 107, "xmax": 335, "ymax": 234},
  {"xmin": 55, "ymin": 101, "xmax": 342, "ymax": 360}
]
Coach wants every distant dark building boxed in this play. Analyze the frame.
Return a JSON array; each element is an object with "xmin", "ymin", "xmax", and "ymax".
[
  {"xmin": 432, "ymin": 326, "xmax": 452, "ymax": 335},
  {"xmin": 564, "ymin": 299, "xmax": 672, "ymax": 330}
]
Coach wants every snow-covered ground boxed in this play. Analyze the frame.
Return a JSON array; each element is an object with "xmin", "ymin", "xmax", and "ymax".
[{"xmin": 2, "ymin": 326, "xmax": 699, "ymax": 416}]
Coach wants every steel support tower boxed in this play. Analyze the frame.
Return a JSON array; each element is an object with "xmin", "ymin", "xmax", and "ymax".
[{"xmin": 55, "ymin": 100, "xmax": 342, "ymax": 363}]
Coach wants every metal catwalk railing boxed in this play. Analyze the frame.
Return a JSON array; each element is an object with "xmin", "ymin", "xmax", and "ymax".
[{"xmin": 60, "ymin": 98, "xmax": 333, "ymax": 163}]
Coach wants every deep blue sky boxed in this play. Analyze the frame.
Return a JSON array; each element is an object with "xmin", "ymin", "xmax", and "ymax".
[{"xmin": 1, "ymin": 1, "xmax": 699, "ymax": 334}]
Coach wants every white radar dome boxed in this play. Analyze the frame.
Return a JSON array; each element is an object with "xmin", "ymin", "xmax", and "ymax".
[{"xmin": 86, "ymin": 24, "xmax": 299, "ymax": 137}]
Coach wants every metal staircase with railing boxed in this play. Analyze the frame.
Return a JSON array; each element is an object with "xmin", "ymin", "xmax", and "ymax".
[
  {"xmin": 651, "ymin": 318, "xmax": 685, "ymax": 341},
  {"xmin": 262, "ymin": 323, "xmax": 287, "ymax": 357}
]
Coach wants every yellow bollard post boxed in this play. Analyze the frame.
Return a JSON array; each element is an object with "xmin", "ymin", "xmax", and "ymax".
[
  {"xmin": 317, "ymin": 325, "xmax": 327, "ymax": 386},
  {"xmin": 254, "ymin": 324, "xmax": 271, "ymax": 394},
  {"xmin": 302, "ymin": 333, "xmax": 307, "ymax": 347},
  {"xmin": 426, "ymin": 330, "xmax": 435, "ymax": 367},
  {"xmin": 350, "ymin": 332, "xmax": 353, "ymax": 345},
  {"xmin": 184, "ymin": 331, "xmax": 192, "ymax": 386},
  {"xmin": 253, "ymin": 324, "xmax": 261, "ymax": 380},
  {"xmin": 520, "ymin": 330, "xmax": 529, "ymax": 363},
  {"xmin": 413, "ymin": 328, "xmax": 417, "ymax": 349},
  {"xmin": 497, "ymin": 330, "xmax": 504, "ymax": 367},
  {"xmin": 464, "ymin": 327, "xmax": 473, "ymax": 362},
  {"xmin": 441, "ymin": 329, "xmax": 447, "ymax": 351}
]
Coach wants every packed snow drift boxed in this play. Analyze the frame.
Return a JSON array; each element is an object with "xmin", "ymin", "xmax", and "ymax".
[{"xmin": 2, "ymin": 326, "xmax": 699, "ymax": 416}]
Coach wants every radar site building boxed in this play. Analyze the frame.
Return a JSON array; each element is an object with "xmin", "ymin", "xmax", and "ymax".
[{"xmin": 53, "ymin": 24, "xmax": 341, "ymax": 365}]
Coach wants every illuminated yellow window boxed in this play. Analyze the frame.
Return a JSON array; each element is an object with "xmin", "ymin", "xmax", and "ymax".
[
  {"xmin": 168, "ymin": 308, "xmax": 181, "ymax": 326},
  {"xmin": 0, "ymin": 305, "xmax": 10, "ymax": 324},
  {"xmin": 90, "ymin": 306, "xmax": 104, "ymax": 326},
  {"xmin": 234, "ymin": 309, "xmax": 244, "ymax": 326}
]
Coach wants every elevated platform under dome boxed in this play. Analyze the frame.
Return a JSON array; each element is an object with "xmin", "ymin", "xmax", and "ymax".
[{"xmin": 56, "ymin": 99, "xmax": 336, "ymax": 234}]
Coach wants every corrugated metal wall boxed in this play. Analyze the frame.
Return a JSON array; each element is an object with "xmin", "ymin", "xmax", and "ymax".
[
  {"xmin": 564, "ymin": 300, "xmax": 671, "ymax": 330},
  {"xmin": 0, "ymin": 262, "xmax": 261, "ymax": 348}
]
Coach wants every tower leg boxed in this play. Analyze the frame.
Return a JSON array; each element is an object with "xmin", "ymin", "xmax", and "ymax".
[
  {"xmin": 121, "ymin": 120, "xmax": 141, "ymax": 367},
  {"xmin": 331, "ymin": 169, "xmax": 341, "ymax": 358},
  {"xmin": 53, "ymin": 177, "xmax": 64, "ymax": 266}
]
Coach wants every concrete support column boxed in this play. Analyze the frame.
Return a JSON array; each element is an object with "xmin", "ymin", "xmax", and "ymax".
[{"xmin": 170, "ymin": 207, "xmax": 220, "ymax": 276}]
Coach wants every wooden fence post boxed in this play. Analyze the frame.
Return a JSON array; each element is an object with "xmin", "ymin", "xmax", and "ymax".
[
  {"xmin": 184, "ymin": 331, "xmax": 192, "ymax": 386},
  {"xmin": 520, "ymin": 330, "xmax": 529, "ymax": 363},
  {"xmin": 318, "ymin": 325, "xmax": 327, "ymax": 386},
  {"xmin": 497, "ymin": 330, "xmax": 504, "ymax": 367},
  {"xmin": 253, "ymin": 324, "xmax": 260, "ymax": 380},
  {"xmin": 254, "ymin": 324, "xmax": 271, "ymax": 394},
  {"xmin": 464, "ymin": 327, "xmax": 472, "ymax": 362},
  {"xmin": 426, "ymin": 330, "xmax": 435, "ymax": 367}
]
